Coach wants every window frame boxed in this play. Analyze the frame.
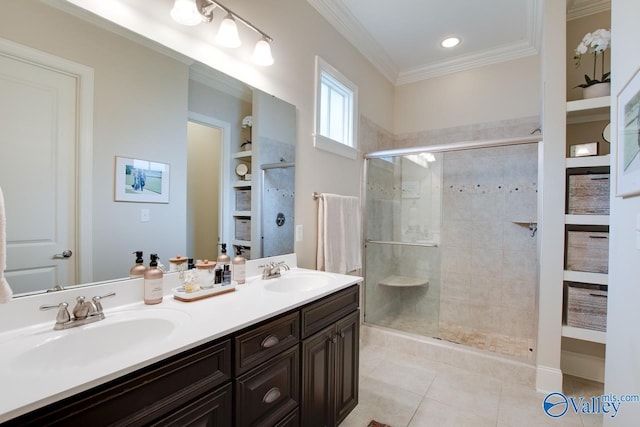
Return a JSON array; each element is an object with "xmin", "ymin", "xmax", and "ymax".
[{"xmin": 313, "ymin": 56, "xmax": 358, "ymax": 159}]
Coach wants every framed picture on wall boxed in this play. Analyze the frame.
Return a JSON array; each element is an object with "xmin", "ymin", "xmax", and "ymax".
[
  {"xmin": 617, "ymin": 66, "xmax": 640, "ymax": 197},
  {"xmin": 114, "ymin": 156, "xmax": 170, "ymax": 203}
]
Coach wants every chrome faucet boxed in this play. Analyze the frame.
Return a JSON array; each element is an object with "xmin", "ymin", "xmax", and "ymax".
[
  {"xmin": 259, "ymin": 261, "xmax": 289, "ymax": 280},
  {"xmin": 40, "ymin": 292, "xmax": 116, "ymax": 330}
]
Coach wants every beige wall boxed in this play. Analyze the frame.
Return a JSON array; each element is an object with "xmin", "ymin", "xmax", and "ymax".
[
  {"xmin": 0, "ymin": 0, "xmax": 189, "ymax": 282},
  {"xmin": 566, "ymin": 11, "xmax": 611, "ymax": 102},
  {"xmin": 187, "ymin": 123, "xmax": 221, "ymax": 261},
  {"xmin": 604, "ymin": 0, "xmax": 640, "ymax": 424},
  {"xmin": 394, "ymin": 56, "xmax": 541, "ymax": 134}
]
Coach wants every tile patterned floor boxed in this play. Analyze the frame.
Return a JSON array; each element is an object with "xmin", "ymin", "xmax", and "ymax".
[
  {"xmin": 439, "ymin": 322, "xmax": 535, "ymax": 362},
  {"xmin": 370, "ymin": 313, "xmax": 535, "ymax": 362},
  {"xmin": 340, "ymin": 343, "xmax": 604, "ymax": 427}
]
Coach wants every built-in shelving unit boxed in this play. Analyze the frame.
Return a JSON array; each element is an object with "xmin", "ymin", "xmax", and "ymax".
[
  {"xmin": 562, "ymin": 100, "xmax": 610, "ymax": 345},
  {"xmin": 232, "ymin": 145, "xmax": 253, "ymax": 259}
]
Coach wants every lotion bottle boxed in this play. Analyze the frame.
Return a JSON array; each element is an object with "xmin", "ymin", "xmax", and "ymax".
[
  {"xmin": 129, "ymin": 251, "xmax": 147, "ymax": 278},
  {"xmin": 232, "ymin": 248, "xmax": 246, "ymax": 284},
  {"xmin": 144, "ymin": 253, "xmax": 163, "ymax": 305}
]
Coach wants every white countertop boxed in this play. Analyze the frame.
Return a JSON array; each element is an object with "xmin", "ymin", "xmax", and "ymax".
[{"xmin": 0, "ymin": 255, "xmax": 362, "ymax": 423}]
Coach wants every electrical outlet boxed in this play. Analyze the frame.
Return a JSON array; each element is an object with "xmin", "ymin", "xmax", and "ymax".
[
  {"xmin": 296, "ymin": 224, "xmax": 303, "ymax": 242},
  {"xmin": 141, "ymin": 208, "xmax": 150, "ymax": 223}
]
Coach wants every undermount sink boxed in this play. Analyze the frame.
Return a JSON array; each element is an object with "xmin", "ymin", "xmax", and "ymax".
[
  {"xmin": 263, "ymin": 272, "xmax": 331, "ymax": 293},
  {"xmin": 10, "ymin": 308, "xmax": 190, "ymax": 372}
]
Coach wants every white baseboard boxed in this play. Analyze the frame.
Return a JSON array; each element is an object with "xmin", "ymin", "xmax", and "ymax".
[
  {"xmin": 536, "ymin": 365, "xmax": 564, "ymax": 393},
  {"xmin": 561, "ymin": 350, "xmax": 605, "ymax": 383}
]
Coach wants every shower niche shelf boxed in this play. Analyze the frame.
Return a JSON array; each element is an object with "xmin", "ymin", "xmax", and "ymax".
[{"xmin": 378, "ymin": 275, "xmax": 429, "ymax": 288}]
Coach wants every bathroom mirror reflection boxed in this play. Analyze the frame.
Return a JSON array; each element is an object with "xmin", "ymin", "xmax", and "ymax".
[{"xmin": 0, "ymin": 0, "xmax": 296, "ymax": 296}]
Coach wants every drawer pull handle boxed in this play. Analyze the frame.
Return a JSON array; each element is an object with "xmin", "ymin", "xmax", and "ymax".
[
  {"xmin": 589, "ymin": 293, "xmax": 608, "ymax": 298},
  {"xmin": 590, "ymin": 177, "xmax": 609, "ymax": 181},
  {"xmin": 262, "ymin": 387, "xmax": 281, "ymax": 404},
  {"xmin": 589, "ymin": 235, "xmax": 608, "ymax": 239},
  {"xmin": 261, "ymin": 335, "xmax": 280, "ymax": 348}
]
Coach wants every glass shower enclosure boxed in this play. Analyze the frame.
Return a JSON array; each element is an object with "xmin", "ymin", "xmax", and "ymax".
[{"xmin": 363, "ymin": 141, "xmax": 539, "ymax": 362}]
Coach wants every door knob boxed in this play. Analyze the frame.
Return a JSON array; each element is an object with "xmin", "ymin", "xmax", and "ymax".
[{"xmin": 53, "ymin": 250, "xmax": 73, "ymax": 259}]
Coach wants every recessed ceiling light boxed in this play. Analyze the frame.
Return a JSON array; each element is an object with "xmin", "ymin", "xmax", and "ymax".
[{"xmin": 441, "ymin": 37, "xmax": 460, "ymax": 48}]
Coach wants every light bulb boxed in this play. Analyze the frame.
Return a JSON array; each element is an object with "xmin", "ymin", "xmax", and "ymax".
[
  {"xmin": 216, "ymin": 14, "xmax": 241, "ymax": 48},
  {"xmin": 252, "ymin": 38, "xmax": 274, "ymax": 66},
  {"xmin": 170, "ymin": 0, "xmax": 202, "ymax": 26},
  {"xmin": 441, "ymin": 37, "xmax": 460, "ymax": 48}
]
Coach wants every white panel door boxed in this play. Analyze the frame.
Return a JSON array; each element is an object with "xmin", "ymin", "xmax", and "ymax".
[{"xmin": 0, "ymin": 53, "xmax": 77, "ymax": 294}]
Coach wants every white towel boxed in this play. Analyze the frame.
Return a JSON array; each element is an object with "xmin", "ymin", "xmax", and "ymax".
[
  {"xmin": 316, "ymin": 193, "xmax": 362, "ymax": 274},
  {"xmin": 0, "ymin": 186, "xmax": 13, "ymax": 303}
]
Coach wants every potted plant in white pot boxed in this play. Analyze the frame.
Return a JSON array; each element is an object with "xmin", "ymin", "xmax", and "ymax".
[{"xmin": 574, "ymin": 28, "xmax": 611, "ymax": 99}]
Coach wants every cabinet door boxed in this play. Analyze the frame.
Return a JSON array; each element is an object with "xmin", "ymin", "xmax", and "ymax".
[
  {"xmin": 334, "ymin": 310, "xmax": 359, "ymax": 425},
  {"xmin": 301, "ymin": 324, "xmax": 336, "ymax": 427},
  {"xmin": 148, "ymin": 383, "xmax": 232, "ymax": 427}
]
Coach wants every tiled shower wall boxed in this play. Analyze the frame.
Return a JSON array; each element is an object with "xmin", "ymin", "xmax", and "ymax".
[
  {"xmin": 440, "ymin": 144, "xmax": 538, "ymax": 342},
  {"xmin": 361, "ymin": 115, "xmax": 540, "ymax": 353}
]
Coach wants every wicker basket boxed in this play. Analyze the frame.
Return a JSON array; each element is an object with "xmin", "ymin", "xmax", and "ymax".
[
  {"xmin": 566, "ymin": 230, "xmax": 609, "ymax": 273},
  {"xmin": 567, "ymin": 173, "xmax": 610, "ymax": 215},
  {"xmin": 566, "ymin": 284, "xmax": 607, "ymax": 332}
]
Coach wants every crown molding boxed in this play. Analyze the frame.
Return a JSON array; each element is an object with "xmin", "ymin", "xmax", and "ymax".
[
  {"xmin": 42, "ymin": 0, "xmax": 195, "ymax": 65},
  {"xmin": 306, "ymin": 0, "xmax": 397, "ymax": 84},
  {"xmin": 189, "ymin": 63, "xmax": 253, "ymax": 102},
  {"xmin": 567, "ymin": 0, "xmax": 611, "ymax": 21},
  {"xmin": 397, "ymin": 41, "xmax": 539, "ymax": 85},
  {"xmin": 307, "ymin": 0, "xmax": 542, "ymax": 86}
]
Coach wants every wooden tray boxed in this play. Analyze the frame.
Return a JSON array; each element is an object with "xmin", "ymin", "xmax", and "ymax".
[{"xmin": 172, "ymin": 284, "xmax": 236, "ymax": 302}]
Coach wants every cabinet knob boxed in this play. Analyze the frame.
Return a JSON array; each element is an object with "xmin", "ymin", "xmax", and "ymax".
[
  {"xmin": 262, "ymin": 387, "xmax": 281, "ymax": 404},
  {"xmin": 339, "ymin": 331, "xmax": 345, "ymax": 338},
  {"xmin": 260, "ymin": 335, "xmax": 280, "ymax": 349}
]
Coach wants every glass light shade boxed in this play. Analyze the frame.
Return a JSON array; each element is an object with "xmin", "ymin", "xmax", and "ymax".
[
  {"xmin": 216, "ymin": 14, "xmax": 241, "ymax": 48},
  {"xmin": 170, "ymin": 0, "xmax": 202, "ymax": 26},
  {"xmin": 252, "ymin": 39, "xmax": 274, "ymax": 66}
]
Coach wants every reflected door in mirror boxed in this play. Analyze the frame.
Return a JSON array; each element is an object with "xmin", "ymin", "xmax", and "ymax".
[{"xmin": 0, "ymin": 50, "xmax": 77, "ymax": 294}]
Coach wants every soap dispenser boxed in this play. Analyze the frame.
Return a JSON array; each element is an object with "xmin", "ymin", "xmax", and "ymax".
[
  {"xmin": 144, "ymin": 254, "xmax": 163, "ymax": 305},
  {"xmin": 232, "ymin": 248, "xmax": 246, "ymax": 284},
  {"xmin": 129, "ymin": 251, "xmax": 147, "ymax": 278},
  {"xmin": 217, "ymin": 243, "xmax": 230, "ymax": 266}
]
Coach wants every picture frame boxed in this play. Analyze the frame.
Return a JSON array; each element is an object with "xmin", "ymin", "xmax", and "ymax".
[
  {"xmin": 616, "ymin": 67, "xmax": 640, "ymax": 197},
  {"xmin": 114, "ymin": 156, "xmax": 170, "ymax": 203}
]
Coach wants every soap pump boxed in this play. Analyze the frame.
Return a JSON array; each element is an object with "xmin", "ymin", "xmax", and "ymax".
[
  {"xmin": 144, "ymin": 253, "xmax": 163, "ymax": 305},
  {"xmin": 232, "ymin": 247, "xmax": 246, "ymax": 284},
  {"xmin": 129, "ymin": 251, "xmax": 147, "ymax": 278},
  {"xmin": 217, "ymin": 243, "xmax": 230, "ymax": 266}
]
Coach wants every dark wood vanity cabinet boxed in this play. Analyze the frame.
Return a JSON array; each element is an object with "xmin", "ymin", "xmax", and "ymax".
[
  {"xmin": 2, "ymin": 285, "xmax": 360, "ymax": 427},
  {"xmin": 3, "ymin": 338, "xmax": 233, "ymax": 427},
  {"xmin": 301, "ymin": 286, "xmax": 360, "ymax": 427}
]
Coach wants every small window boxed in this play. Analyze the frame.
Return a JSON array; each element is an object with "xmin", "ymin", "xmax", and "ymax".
[{"xmin": 314, "ymin": 56, "xmax": 358, "ymax": 159}]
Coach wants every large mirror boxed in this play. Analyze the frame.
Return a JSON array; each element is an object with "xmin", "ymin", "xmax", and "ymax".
[{"xmin": 0, "ymin": 0, "xmax": 296, "ymax": 296}]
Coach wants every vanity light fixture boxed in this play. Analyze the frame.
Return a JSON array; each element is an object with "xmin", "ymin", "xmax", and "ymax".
[
  {"xmin": 170, "ymin": 0, "xmax": 274, "ymax": 65},
  {"xmin": 441, "ymin": 37, "xmax": 461, "ymax": 48}
]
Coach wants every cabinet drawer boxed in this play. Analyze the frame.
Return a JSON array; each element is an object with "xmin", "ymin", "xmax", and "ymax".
[
  {"xmin": 275, "ymin": 409, "xmax": 299, "ymax": 427},
  {"xmin": 235, "ymin": 311, "xmax": 299, "ymax": 375},
  {"xmin": 301, "ymin": 285, "xmax": 359, "ymax": 339},
  {"xmin": 235, "ymin": 345, "xmax": 299, "ymax": 427},
  {"xmin": 5, "ymin": 339, "xmax": 232, "ymax": 427},
  {"xmin": 148, "ymin": 383, "xmax": 232, "ymax": 427}
]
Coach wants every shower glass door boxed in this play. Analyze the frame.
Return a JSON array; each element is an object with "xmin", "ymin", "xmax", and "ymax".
[{"xmin": 364, "ymin": 153, "xmax": 442, "ymax": 338}]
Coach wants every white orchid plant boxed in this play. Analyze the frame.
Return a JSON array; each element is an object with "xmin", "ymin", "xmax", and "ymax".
[
  {"xmin": 241, "ymin": 115, "xmax": 253, "ymax": 128},
  {"xmin": 573, "ymin": 28, "xmax": 611, "ymax": 88}
]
